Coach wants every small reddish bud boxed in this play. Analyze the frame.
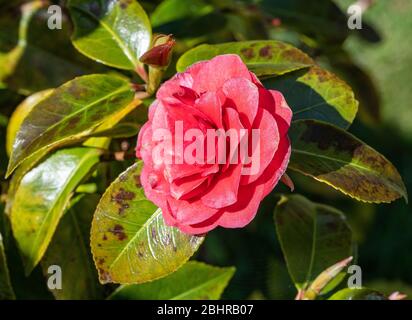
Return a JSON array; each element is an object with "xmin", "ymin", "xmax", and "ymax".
[
  {"xmin": 271, "ymin": 18, "xmax": 282, "ymax": 27},
  {"xmin": 139, "ymin": 34, "xmax": 175, "ymax": 68},
  {"xmin": 281, "ymin": 173, "xmax": 294, "ymax": 192}
]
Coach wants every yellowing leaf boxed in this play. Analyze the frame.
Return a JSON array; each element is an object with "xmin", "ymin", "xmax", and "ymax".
[
  {"xmin": 7, "ymin": 74, "xmax": 134, "ymax": 176},
  {"xmin": 11, "ymin": 147, "xmax": 103, "ymax": 274},
  {"xmin": 289, "ymin": 120, "xmax": 408, "ymax": 203},
  {"xmin": 91, "ymin": 162, "xmax": 204, "ymax": 284}
]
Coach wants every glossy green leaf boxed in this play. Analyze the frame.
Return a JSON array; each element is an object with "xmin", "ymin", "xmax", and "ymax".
[
  {"xmin": 41, "ymin": 195, "xmax": 103, "ymax": 300},
  {"xmin": 264, "ymin": 66, "xmax": 358, "ymax": 129},
  {"xmin": 11, "ymin": 147, "xmax": 102, "ymax": 274},
  {"xmin": 69, "ymin": 0, "xmax": 151, "ymax": 71},
  {"xmin": 289, "ymin": 120, "xmax": 408, "ymax": 203},
  {"xmin": 176, "ymin": 40, "xmax": 313, "ymax": 77},
  {"xmin": 6, "ymin": 147, "xmax": 65, "ymax": 218},
  {"xmin": 91, "ymin": 162, "xmax": 204, "ymax": 284},
  {"xmin": 329, "ymin": 288, "xmax": 386, "ymax": 300},
  {"xmin": 0, "ymin": 232, "xmax": 15, "ymax": 300},
  {"xmin": 6, "ymin": 74, "xmax": 134, "ymax": 177},
  {"xmin": 6, "ymin": 89, "xmax": 52, "ymax": 156},
  {"xmin": 108, "ymin": 261, "xmax": 235, "ymax": 300},
  {"xmin": 274, "ymin": 194, "xmax": 353, "ymax": 290}
]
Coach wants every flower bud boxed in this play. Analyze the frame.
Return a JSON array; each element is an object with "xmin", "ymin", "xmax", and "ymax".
[{"xmin": 139, "ymin": 34, "xmax": 175, "ymax": 69}]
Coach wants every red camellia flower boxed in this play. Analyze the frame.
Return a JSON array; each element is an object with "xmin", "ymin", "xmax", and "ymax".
[{"xmin": 136, "ymin": 54, "xmax": 292, "ymax": 235}]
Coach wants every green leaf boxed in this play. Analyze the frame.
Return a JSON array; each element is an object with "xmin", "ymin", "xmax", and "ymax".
[
  {"xmin": 263, "ymin": 66, "xmax": 358, "ymax": 129},
  {"xmin": 176, "ymin": 40, "xmax": 313, "ymax": 78},
  {"xmin": 41, "ymin": 194, "xmax": 104, "ymax": 300},
  {"xmin": 91, "ymin": 162, "xmax": 204, "ymax": 284},
  {"xmin": 274, "ymin": 194, "xmax": 353, "ymax": 290},
  {"xmin": 0, "ymin": 232, "xmax": 15, "ymax": 300},
  {"xmin": 108, "ymin": 261, "xmax": 235, "ymax": 300},
  {"xmin": 11, "ymin": 147, "xmax": 102, "ymax": 274},
  {"xmin": 69, "ymin": 0, "xmax": 151, "ymax": 71},
  {"xmin": 329, "ymin": 288, "xmax": 386, "ymax": 300},
  {"xmin": 6, "ymin": 74, "xmax": 134, "ymax": 177},
  {"xmin": 289, "ymin": 120, "xmax": 408, "ymax": 203},
  {"xmin": 6, "ymin": 89, "xmax": 52, "ymax": 156}
]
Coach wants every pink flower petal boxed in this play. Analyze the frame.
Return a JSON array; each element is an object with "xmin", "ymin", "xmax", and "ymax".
[
  {"xmin": 222, "ymin": 77, "xmax": 259, "ymax": 128},
  {"xmin": 201, "ymin": 163, "xmax": 242, "ymax": 208},
  {"xmin": 192, "ymin": 54, "xmax": 252, "ymax": 93},
  {"xmin": 177, "ymin": 211, "xmax": 224, "ymax": 235},
  {"xmin": 195, "ymin": 91, "xmax": 223, "ymax": 128},
  {"xmin": 241, "ymin": 108, "xmax": 279, "ymax": 185},
  {"xmin": 167, "ymin": 197, "xmax": 219, "ymax": 225},
  {"xmin": 217, "ymin": 184, "xmax": 265, "ymax": 228},
  {"xmin": 260, "ymin": 137, "xmax": 291, "ymax": 198},
  {"xmin": 169, "ymin": 174, "xmax": 209, "ymax": 200}
]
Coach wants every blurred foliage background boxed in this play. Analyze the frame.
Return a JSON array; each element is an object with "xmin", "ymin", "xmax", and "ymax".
[{"xmin": 1, "ymin": 0, "xmax": 411, "ymax": 299}]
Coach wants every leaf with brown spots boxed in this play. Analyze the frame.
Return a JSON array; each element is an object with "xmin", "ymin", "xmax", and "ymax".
[
  {"xmin": 289, "ymin": 120, "xmax": 408, "ymax": 203},
  {"xmin": 274, "ymin": 194, "xmax": 353, "ymax": 292},
  {"xmin": 6, "ymin": 74, "xmax": 135, "ymax": 177},
  {"xmin": 264, "ymin": 66, "xmax": 359, "ymax": 129},
  {"xmin": 108, "ymin": 261, "xmax": 235, "ymax": 300},
  {"xmin": 91, "ymin": 162, "xmax": 204, "ymax": 284},
  {"xmin": 68, "ymin": 0, "xmax": 151, "ymax": 72},
  {"xmin": 176, "ymin": 40, "xmax": 313, "ymax": 77}
]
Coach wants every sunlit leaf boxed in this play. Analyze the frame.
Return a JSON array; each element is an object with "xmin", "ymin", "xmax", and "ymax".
[
  {"xmin": 109, "ymin": 261, "xmax": 235, "ymax": 299},
  {"xmin": 6, "ymin": 74, "xmax": 135, "ymax": 176},
  {"xmin": 177, "ymin": 40, "xmax": 313, "ymax": 78},
  {"xmin": 264, "ymin": 66, "xmax": 358, "ymax": 129},
  {"xmin": 274, "ymin": 194, "xmax": 353, "ymax": 290},
  {"xmin": 69, "ymin": 0, "xmax": 151, "ymax": 71},
  {"xmin": 11, "ymin": 147, "xmax": 103, "ymax": 274},
  {"xmin": 91, "ymin": 162, "xmax": 204, "ymax": 284},
  {"xmin": 6, "ymin": 89, "xmax": 52, "ymax": 156},
  {"xmin": 289, "ymin": 120, "xmax": 408, "ymax": 203}
]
